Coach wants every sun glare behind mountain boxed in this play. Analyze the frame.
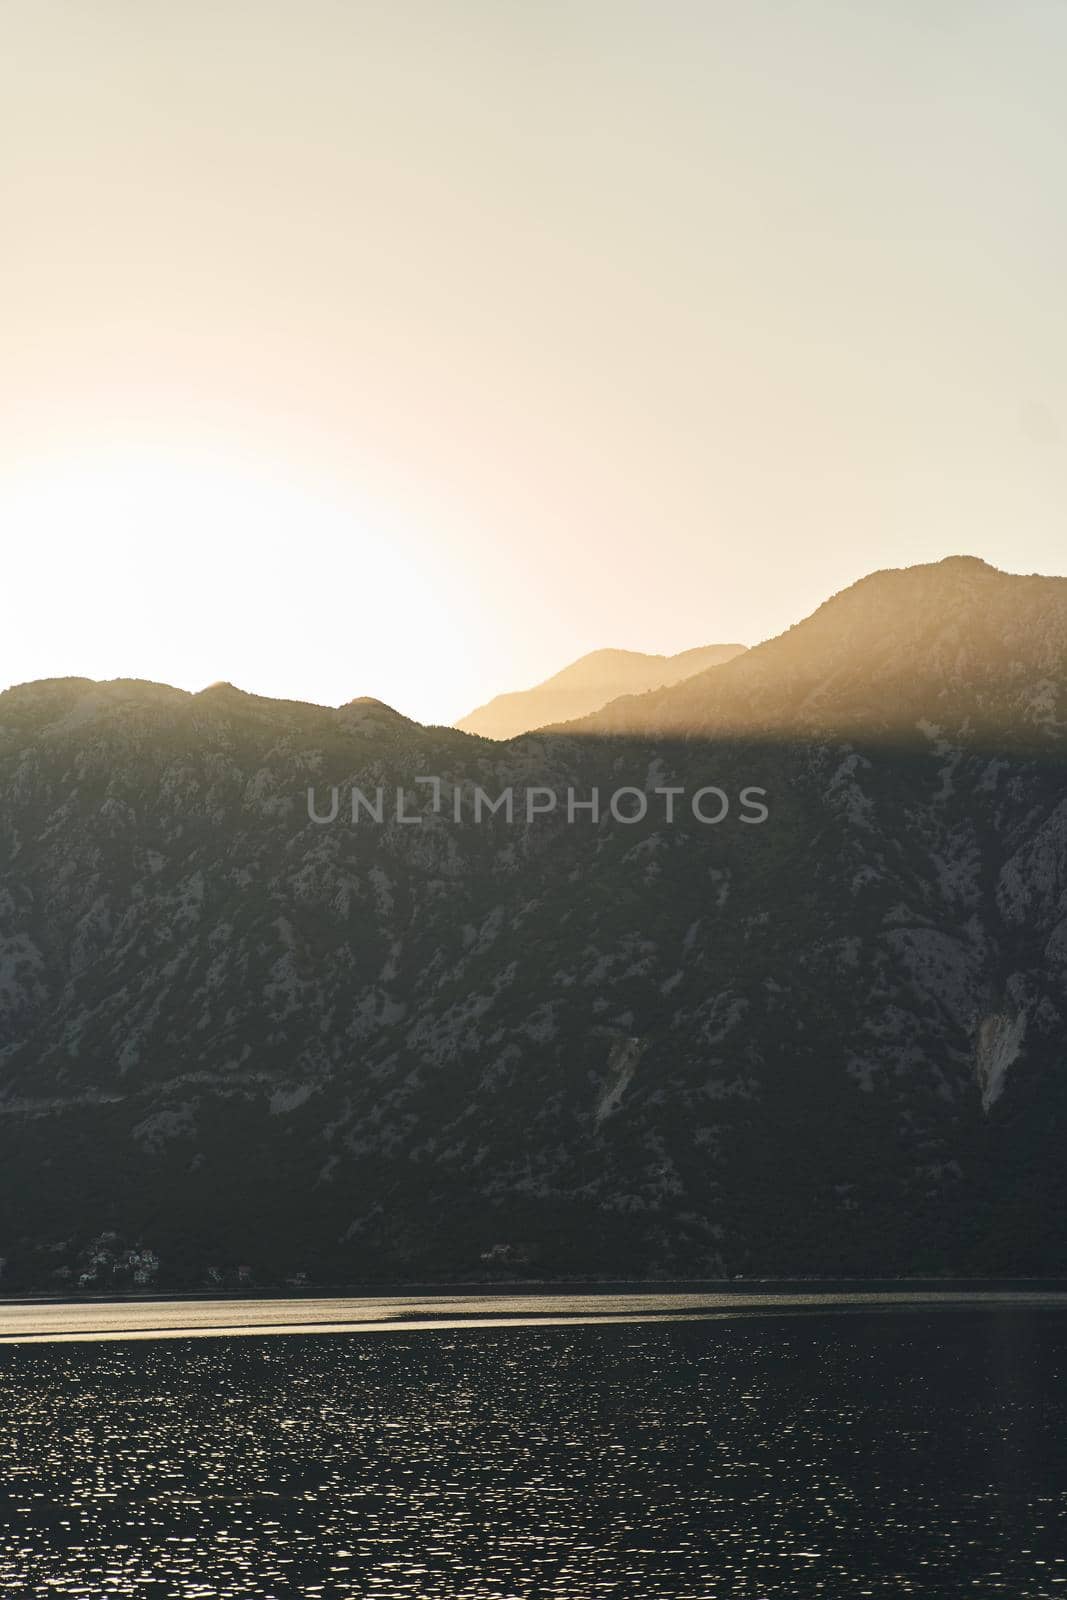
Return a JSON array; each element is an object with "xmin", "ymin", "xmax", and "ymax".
[{"xmin": 3, "ymin": 444, "xmax": 465, "ymax": 720}]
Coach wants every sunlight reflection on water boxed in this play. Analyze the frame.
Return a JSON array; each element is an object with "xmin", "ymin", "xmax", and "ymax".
[{"xmin": 0, "ymin": 1310, "xmax": 1066, "ymax": 1596}]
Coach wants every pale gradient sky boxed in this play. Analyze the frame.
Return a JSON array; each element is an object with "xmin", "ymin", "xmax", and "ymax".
[{"xmin": 2, "ymin": 1, "xmax": 1065, "ymax": 725}]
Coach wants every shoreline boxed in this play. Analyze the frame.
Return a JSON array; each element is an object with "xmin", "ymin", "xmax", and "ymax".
[{"xmin": 5, "ymin": 1283, "xmax": 1067, "ymax": 1346}]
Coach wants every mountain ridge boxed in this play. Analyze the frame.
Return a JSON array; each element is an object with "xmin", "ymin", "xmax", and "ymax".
[
  {"xmin": 2, "ymin": 555, "xmax": 1066, "ymax": 1289},
  {"xmin": 454, "ymin": 641, "xmax": 747, "ymax": 740},
  {"xmin": 546, "ymin": 555, "xmax": 1067, "ymax": 747}
]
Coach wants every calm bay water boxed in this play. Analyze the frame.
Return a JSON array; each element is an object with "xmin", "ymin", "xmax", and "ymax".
[{"xmin": 1, "ymin": 1301, "xmax": 1065, "ymax": 1596}]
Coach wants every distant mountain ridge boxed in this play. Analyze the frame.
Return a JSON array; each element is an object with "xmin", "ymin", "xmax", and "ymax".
[{"xmin": 455, "ymin": 642, "xmax": 747, "ymax": 740}]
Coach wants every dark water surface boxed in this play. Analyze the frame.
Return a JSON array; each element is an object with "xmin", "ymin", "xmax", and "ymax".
[{"xmin": 1, "ymin": 1309, "xmax": 1065, "ymax": 1597}]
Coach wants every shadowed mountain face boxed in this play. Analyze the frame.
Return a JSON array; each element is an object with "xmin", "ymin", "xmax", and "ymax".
[
  {"xmin": 2, "ymin": 557, "xmax": 1067, "ymax": 1289},
  {"xmin": 455, "ymin": 643, "xmax": 747, "ymax": 740}
]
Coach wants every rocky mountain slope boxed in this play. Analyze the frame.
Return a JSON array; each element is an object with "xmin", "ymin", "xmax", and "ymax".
[
  {"xmin": 1, "ymin": 557, "xmax": 1066, "ymax": 1290},
  {"xmin": 551, "ymin": 557, "xmax": 1067, "ymax": 746},
  {"xmin": 455, "ymin": 642, "xmax": 746, "ymax": 739}
]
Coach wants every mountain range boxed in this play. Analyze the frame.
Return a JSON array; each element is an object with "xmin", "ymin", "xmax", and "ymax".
[
  {"xmin": 455, "ymin": 643, "xmax": 746, "ymax": 739},
  {"xmin": 1, "ymin": 554, "xmax": 1065, "ymax": 1291}
]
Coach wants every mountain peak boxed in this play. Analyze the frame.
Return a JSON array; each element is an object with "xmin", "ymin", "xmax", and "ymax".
[
  {"xmin": 455, "ymin": 642, "xmax": 747, "ymax": 740},
  {"xmin": 552, "ymin": 556, "xmax": 1067, "ymax": 744},
  {"xmin": 334, "ymin": 696, "xmax": 415, "ymax": 735}
]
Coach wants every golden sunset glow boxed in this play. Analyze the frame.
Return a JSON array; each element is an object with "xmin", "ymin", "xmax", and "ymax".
[
  {"xmin": 1, "ymin": 443, "xmax": 478, "ymax": 719},
  {"xmin": 3, "ymin": 3, "xmax": 1066, "ymax": 721}
]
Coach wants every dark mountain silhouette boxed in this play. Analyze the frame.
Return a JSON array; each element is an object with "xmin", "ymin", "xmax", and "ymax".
[{"xmin": 2, "ymin": 557, "xmax": 1065, "ymax": 1289}]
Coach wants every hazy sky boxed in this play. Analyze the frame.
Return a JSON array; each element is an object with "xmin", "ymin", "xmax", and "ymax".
[{"xmin": 3, "ymin": 1, "xmax": 1065, "ymax": 724}]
